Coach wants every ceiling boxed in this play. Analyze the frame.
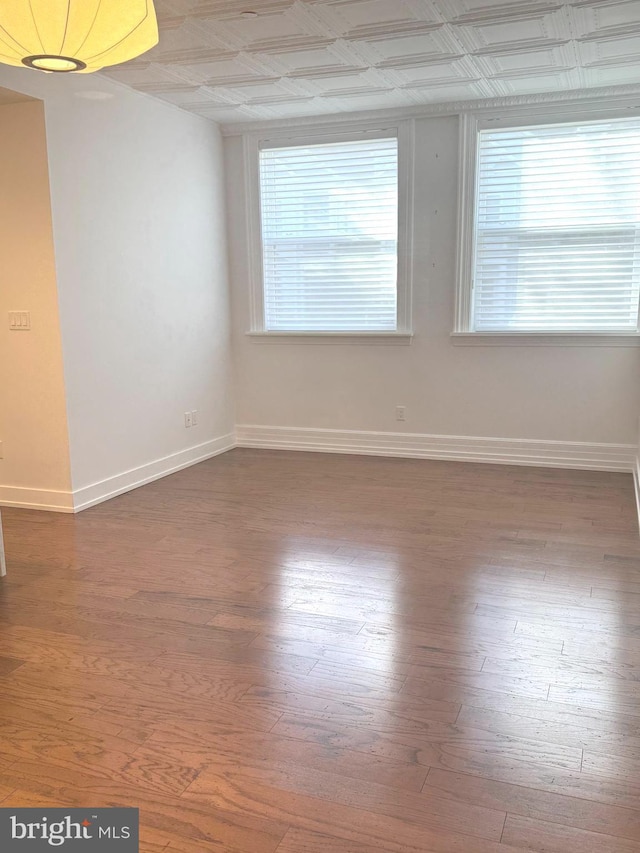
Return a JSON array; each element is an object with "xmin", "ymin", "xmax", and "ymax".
[{"xmin": 101, "ymin": 0, "xmax": 640, "ymax": 124}]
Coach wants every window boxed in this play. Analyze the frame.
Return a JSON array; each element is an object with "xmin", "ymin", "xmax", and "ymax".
[
  {"xmin": 457, "ymin": 115, "xmax": 640, "ymax": 338},
  {"xmin": 248, "ymin": 128, "xmax": 412, "ymax": 338}
]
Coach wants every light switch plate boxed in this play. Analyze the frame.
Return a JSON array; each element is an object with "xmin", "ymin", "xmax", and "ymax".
[{"xmin": 9, "ymin": 311, "xmax": 30, "ymax": 330}]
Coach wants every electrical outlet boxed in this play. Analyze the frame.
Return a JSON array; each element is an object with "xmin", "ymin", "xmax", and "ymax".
[
  {"xmin": 396, "ymin": 406, "xmax": 406, "ymax": 422},
  {"xmin": 184, "ymin": 412, "xmax": 192, "ymax": 428},
  {"xmin": 191, "ymin": 410, "xmax": 198, "ymax": 426}
]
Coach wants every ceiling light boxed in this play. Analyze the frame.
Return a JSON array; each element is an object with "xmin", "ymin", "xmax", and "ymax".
[
  {"xmin": 241, "ymin": 11, "xmax": 259, "ymax": 18},
  {"xmin": 0, "ymin": 1, "xmax": 159, "ymax": 74}
]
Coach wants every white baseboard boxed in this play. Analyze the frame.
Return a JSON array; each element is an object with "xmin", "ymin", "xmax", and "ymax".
[
  {"xmin": 72, "ymin": 433, "xmax": 236, "ymax": 512},
  {"xmin": 633, "ymin": 454, "xmax": 640, "ymax": 532},
  {"xmin": 0, "ymin": 485, "xmax": 75, "ymax": 513},
  {"xmin": 3, "ymin": 428, "xmax": 636, "ymax": 515},
  {"xmin": 236, "ymin": 425, "xmax": 636, "ymax": 473}
]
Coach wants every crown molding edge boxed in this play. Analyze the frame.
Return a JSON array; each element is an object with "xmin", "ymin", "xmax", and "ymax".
[{"xmin": 220, "ymin": 81, "xmax": 640, "ymax": 136}]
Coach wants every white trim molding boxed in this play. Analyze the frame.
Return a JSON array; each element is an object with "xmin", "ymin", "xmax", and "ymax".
[
  {"xmin": 0, "ymin": 512, "xmax": 5, "ymax": 577},
  {"xmin": 450, "ymin": 332, "xmax": 640, "ymax": 347},
  {"xmin": 454, "ymin": 112, "xmax": 478, "ymax": 334},
  {"xmin": 633, "ymin": 452, "xmax": 640, "ymax": 534},
  {"xmin": 71, "ymin": 433, "xmax": 236, "ymax": 512},
  {"xmin": 243, "ymin": 120, "xmax": 415, "ymax": 339},
  {"xmin": 236, "ymin": 425, "xmax": 636, "ymax": 473},
  {"xmin": 634, "ymin": 416, "xmax": 640, "ymax": 534},
  {"xmin": 5, "ymin": 431, "xmax": 636, "ymax": 519},
  {"xmin": 454, "ymin": 109, "xmax": 640, "ymax": 341},
  {"xmin": 246, "ymin": 331, "xmax": 413, "ymax": 345},
  {"xmin": 221, "ymin": 83, "xmax": 640, "ymax": 137},
  {"xmin": 0, "ymin": 434, "xmax": 237, "ymax": 513},
  {"xmin": 0, "ymin": 485, "xmax": 75, "ymax": 513}
]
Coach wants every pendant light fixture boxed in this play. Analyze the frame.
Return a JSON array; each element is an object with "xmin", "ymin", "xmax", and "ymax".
[{"xmin": 0, "ymin": 1, "xmax": 158, "ymax": 73}]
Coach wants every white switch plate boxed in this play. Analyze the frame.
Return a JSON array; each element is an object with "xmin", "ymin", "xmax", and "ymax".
[
  {"xmin": 184, "ymin": 412, "xmax": 192, "ymax": 428},
  {"xmin": 191, "ymin": 410, "xmax": 198, "ymax": 426},
  {"xmin": 9, "ymin": 311, "xmax": 30, "ymax": 331}
]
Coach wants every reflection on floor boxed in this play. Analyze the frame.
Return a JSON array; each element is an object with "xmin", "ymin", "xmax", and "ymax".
[{"xmin": 1, "ymin": 448, "xmax": 640, "ymax": 852}]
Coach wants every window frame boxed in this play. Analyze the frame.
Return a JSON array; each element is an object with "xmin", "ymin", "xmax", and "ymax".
[
  {"xmin": 454, "ymin": 110, "xmax": 640, "ymax": 347},
  {"xmin": 244, "ymin": 121, "xmax": 415, "ymax": 345}
]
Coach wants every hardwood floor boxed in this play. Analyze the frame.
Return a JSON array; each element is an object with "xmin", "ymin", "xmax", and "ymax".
[{"xmin": 1, "ymin": 448, "xmax": 640, "ymax": 852}]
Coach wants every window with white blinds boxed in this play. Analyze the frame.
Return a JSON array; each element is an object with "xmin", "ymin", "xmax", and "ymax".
[
  {"xmin": 471, "ymin": 118, "xmax": 640, "ymax": 333},
  {"xmin": 258, "ymin": 136, "xmax": 399, "ymax": 332}
]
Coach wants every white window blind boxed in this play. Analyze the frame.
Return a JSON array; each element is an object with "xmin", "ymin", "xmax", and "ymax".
[
  {"xmin": 259, "ymin": 136, "xmax": 398, "ymax": 332},
  {"xmin": 472, "ymin": 118, "xmax": 640, "ymax": 332}
]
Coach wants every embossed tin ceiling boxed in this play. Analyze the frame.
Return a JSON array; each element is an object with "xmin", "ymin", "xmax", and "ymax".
[{"xmin": 100, "ymin": 1, "xmax": 640, "ymax": 124}]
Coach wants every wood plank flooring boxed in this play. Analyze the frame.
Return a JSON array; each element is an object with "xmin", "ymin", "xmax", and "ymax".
[{"xmin": 1, "ymin": 448, "xmax": 640, "ymax": 852}]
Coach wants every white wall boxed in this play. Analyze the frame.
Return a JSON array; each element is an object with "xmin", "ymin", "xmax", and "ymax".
[
  {"xmin": 226, "ymin": 114, "xmax": 640, "ymax": 459},
  {"xmin": 1, "ymin": 62, "xmax": 637, "ymax": 511},
  {"xmin": 0, "ymin": 67, "xmax": 235, "ymax": 509},
  {"xmin": 0, "ymin": 100, "xmax": 73, "ymax": 510}
]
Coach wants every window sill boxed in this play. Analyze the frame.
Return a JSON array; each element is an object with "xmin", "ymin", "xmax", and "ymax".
[
  {"xmin": 247, "ymin": 331, "xmax": 413, "ymax": 346},
  {"xmin": 450, "ymin": 332, "xmax": 640, "ymax": 347}
]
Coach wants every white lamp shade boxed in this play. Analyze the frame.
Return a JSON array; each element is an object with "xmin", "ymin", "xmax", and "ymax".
[{"xmin": 0, "ymin": 0, "xmax": 158, "ymax": 72}]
